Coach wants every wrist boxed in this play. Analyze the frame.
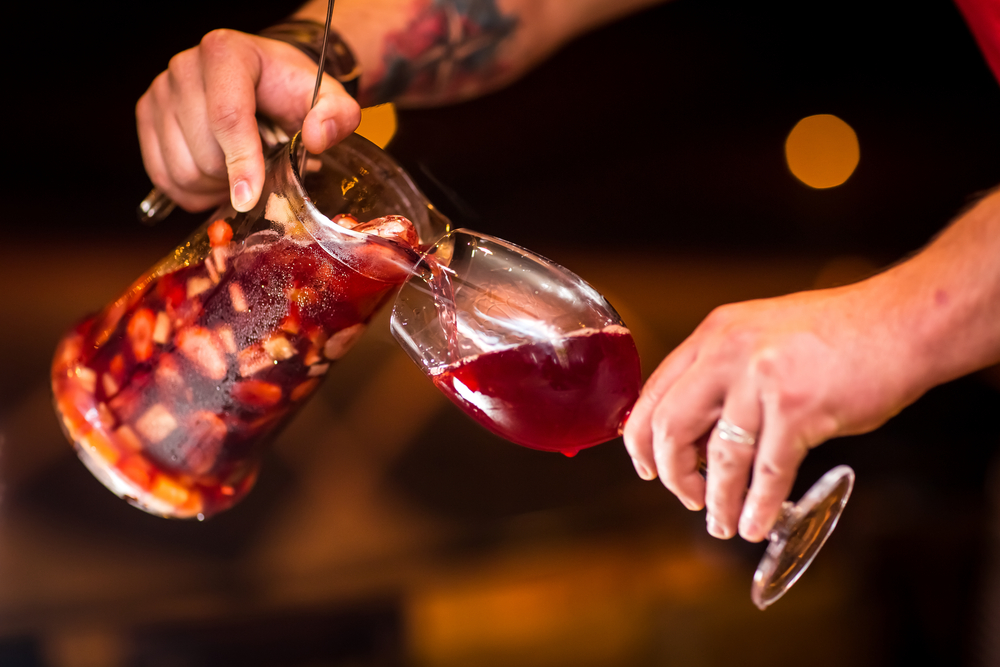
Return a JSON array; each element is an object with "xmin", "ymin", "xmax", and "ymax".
[{"xmin": 259, "ymin": 19, "xmax": 361, "ymax": 99}]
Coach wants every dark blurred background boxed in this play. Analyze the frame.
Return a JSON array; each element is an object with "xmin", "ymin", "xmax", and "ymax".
[{"xmin": 2, "ymin": 0, "xmax": 1000, "ymax": 665}]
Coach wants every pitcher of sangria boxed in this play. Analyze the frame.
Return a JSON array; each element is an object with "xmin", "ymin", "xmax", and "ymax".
[{"xmin": 51, "ymin": 132, "xmax": 448, "ymax": 519}]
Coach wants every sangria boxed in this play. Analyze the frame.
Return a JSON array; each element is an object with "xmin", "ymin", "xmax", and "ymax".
[
  {"xmin": 392, "ymin": 230, "xmax": 642, "ymax": 456},
  {"xmin": 52, "ymin": 134, "xmax": 444, "ymax": 518}
]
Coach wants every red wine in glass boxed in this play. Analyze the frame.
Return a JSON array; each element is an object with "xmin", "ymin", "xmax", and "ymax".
[{"xmin": 392, "ymin": 229, "xmax": 642, "ymax": 456}]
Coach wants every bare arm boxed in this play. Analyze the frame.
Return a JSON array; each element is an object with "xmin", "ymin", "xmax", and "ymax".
[
  {"xmin": 136, "ymin": 0, "xmax": 662, "ymax": 213},
  {"xmin": 622, "ymin": 186, "xmax": 1000, "ymax": 542}
]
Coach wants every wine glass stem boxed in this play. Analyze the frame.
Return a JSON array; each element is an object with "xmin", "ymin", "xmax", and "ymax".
[{"xmin": 768, "ymin": 500, "xmax": 798, "ymax": 543}]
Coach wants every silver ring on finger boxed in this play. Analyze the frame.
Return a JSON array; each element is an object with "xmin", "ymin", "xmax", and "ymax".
[{"xmin": 715, "ymin": 418, "xmax": 757, "ymax": 447}]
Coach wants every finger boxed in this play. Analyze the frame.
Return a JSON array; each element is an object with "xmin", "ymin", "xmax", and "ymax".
[
  {"xmin": 703, "ymin": 378, "xmax": 761, "ymax": 539},
  {"xmin": 136, "ymin": 90, "xmax": 227, "ymax": 212},
  {"xmin": 622, "ymin": 340, "xmax": 699, "ymax": 481},
  {"xmin": 301, "ymin": 83, "xmax": 362, "ymax": 154},
  {"xmin": 738, "ymin": 406, "xmax": 809, "ymax": 543},
  {"xmin": 200, "ymin": 29, "xmax": 266, "ymax": 212},
  {"xmin": 167, "ymin": 49, "xmax": 229, "ymax": 186},
  {"xmin": 648, "ymin": 354, "xmax": 729, "ymax": 510}
]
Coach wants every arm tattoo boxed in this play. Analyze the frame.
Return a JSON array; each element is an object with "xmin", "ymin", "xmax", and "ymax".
[{"xmin": 368, "ymin": 0, "xmax": 518, "ymax": 105}]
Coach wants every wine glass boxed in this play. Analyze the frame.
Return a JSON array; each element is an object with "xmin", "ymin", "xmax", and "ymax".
[
  {"xmin": 390, "ymin": 229, "xmax": 643, "ymax": 457},
  {"xmin": 391, "ymin": 228, "xmax": 855, "ymax": 609},
  {"xmin": 751, "ymin": 464, "xmax": 855, "ymax": 609}
]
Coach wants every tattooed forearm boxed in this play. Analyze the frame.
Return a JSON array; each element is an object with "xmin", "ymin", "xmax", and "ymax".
[{"xmin": 365, "ymin": 0, "xmax": 519, "ymax": 106}]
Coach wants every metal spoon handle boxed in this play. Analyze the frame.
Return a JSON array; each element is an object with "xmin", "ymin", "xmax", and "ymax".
[{"xmin": 299, "ymin": 0, "xmax": 336, "ymax": 176}]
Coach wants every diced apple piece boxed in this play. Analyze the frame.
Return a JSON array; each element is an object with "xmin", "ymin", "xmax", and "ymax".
[
  {"xmin": 73, "ymin": 365, "xmax": 97, "ymax": 394},
  {"xmin": 102, "ymin": 372, "xmax": 120, "ymax": 398},
  {"xmin": 303, "ymin": 329, "xmax": 328, "ymax": 366},
  {"xmin": 135, "ymin": 404, "xmax": 178, "ymax": 444},
  {"xmin": 212, "ymin": 246, "xmax": 229, "ymax": 274},
  {"xmin": 205, "ymin": 255, "xmax": 221, "ymax": 284},
  {"xmin": 308, "ymin": 363, "xmax": 330, "ymax": 377},
  {"xmin": 229, "ymin": 282, "xmax": 248, "ymax": 312},
  {"xmin": 152, "ymin": 311, "xmax": 171, "ymax": 344},
  {"xmin": 176, "ymin": 327, "xmax": 228, "ymax": 380},
  {"xmin": 187, "ymin": 276, "xmax": 213, "ymax": 299},
  {"xmin": 290, "ymin": 378, "xmax": 320, "ymax": 402},
  {"xmin": 263, "ymin": 334, "xmax": 296, "ymax": 361},
  {"xmin": 232, "ymin": 379, "xmax": 283, "ymax": 408},
  {"xmin": 238, "ymin": 344, "xmax": 273, "ymax": 377},
  {"xmin": 127, "ymin": 308, "xmax": 157, "ymax": 362},
  {"xmin": 264, "ymin": 192, "xmax": 296, "ymax": 228},
  {"xmin": 324, "ymin": 323, "xmax": 366, "ymax": 360},
  {"xmin": 216, "ymin": 325, "xmax": 237, "ymax": 354}
]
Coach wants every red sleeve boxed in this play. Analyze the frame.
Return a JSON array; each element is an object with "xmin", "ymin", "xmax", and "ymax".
[{"xmin": 954, "ymin": 0, "xmax": 1000, "ymax": 85}]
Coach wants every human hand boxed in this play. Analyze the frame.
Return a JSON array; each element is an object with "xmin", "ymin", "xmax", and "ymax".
[
  {"xmin": 622, "ymin": 280, "xmax": 924, "ymax": 543},
  {"xmin": 136, "ymin": 29, "xmax": 362, "ymax": 213}
]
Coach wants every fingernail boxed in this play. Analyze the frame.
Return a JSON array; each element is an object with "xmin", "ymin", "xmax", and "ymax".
[
  {"xmin": 632, "ymin": 458, "xmax": 654, "ymax": 481},
  {"xmin": 739, "ymin": 505, "xmax": 760, "ymax": 541},
  {"xmin": 322, "ymin": 118, "xmax": 338, "ymax": 147},
  {"xmin": 232, "ymin": 180, "xmax": 253, "ymax": 211},
  {"xmin": 706, "ymin": 514, "xmax": 730, "ymax": 539},
  {"xmin": 682, "ymin": 497, "xmax": 702, "ymax": 511}
]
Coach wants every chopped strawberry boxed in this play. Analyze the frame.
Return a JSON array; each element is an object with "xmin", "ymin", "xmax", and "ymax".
[
  {"xmin": 331, "ymin": 213, "xmax": 360, "ymax": 230},
  {"xmin": 290, "ymin": 378, "xmax": 320, "ymax": 402},
  {"xmin": 127, "ymin": 308, "xmax": 157, "ymax": 362},
  {"xmin": 176, "ymin": 327, "xmax": 229, "ymax": 380},
  {"xmin": 115, "ymin": 425, "xmax": 144, "ymax": 452},
  {"xmin": 208, "ymin": 219, "xmax": 233, "ymax": 247},
  {"xmin": 182, "ymin": 411, "xmax": 227, "ymax": 475},
  {"xmin": 117, "ymin": 454, "xmax": 153, "ymax": 489},
  {"xmin": 232, "ymin": 379, "xmax": 283, "ymax": 408},
  {"xmin": 80, "ymin": 429, "xmax": 120, "ymax": 466},
  {"xmin": 109, "ymin": 353, "xmax": 126, "ymax": 377},
  {"xmin": 280, "ymin": 313, "xmax": 301, "ymax": 335},
  {"xmin": 150, "ymin": 474, "xmax": 190, "ymax": 508}
]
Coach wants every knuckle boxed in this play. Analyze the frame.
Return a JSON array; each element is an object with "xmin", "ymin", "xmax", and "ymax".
[{"xmin": 199, "ymin": 28, "xmax": 240, "ymax": 56}]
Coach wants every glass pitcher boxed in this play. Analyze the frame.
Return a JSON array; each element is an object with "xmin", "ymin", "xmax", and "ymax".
[{"xmin": 51, "ymin": 133, "xmax": 448, "ymax": 519}]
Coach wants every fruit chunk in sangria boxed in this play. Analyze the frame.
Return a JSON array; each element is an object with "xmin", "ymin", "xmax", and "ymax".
[{"xmin": 51, "ymin": 210, "xmax": 418, "ymax": 519}]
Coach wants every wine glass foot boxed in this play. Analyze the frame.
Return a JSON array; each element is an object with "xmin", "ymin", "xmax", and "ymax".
[{"xmin": 751, "ymin": 464, "xmax": 855, "ymax": 610}]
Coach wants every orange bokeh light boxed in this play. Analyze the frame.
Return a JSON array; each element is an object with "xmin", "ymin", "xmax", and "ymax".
[{"xmin": 785, "ymin": 114, "xmax": 860, "ymax": 189}]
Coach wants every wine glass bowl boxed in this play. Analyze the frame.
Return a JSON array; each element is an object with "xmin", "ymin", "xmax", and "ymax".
[{"xmin": 391, "ymin": 229, "xmax": 642, "ymax": 456}]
